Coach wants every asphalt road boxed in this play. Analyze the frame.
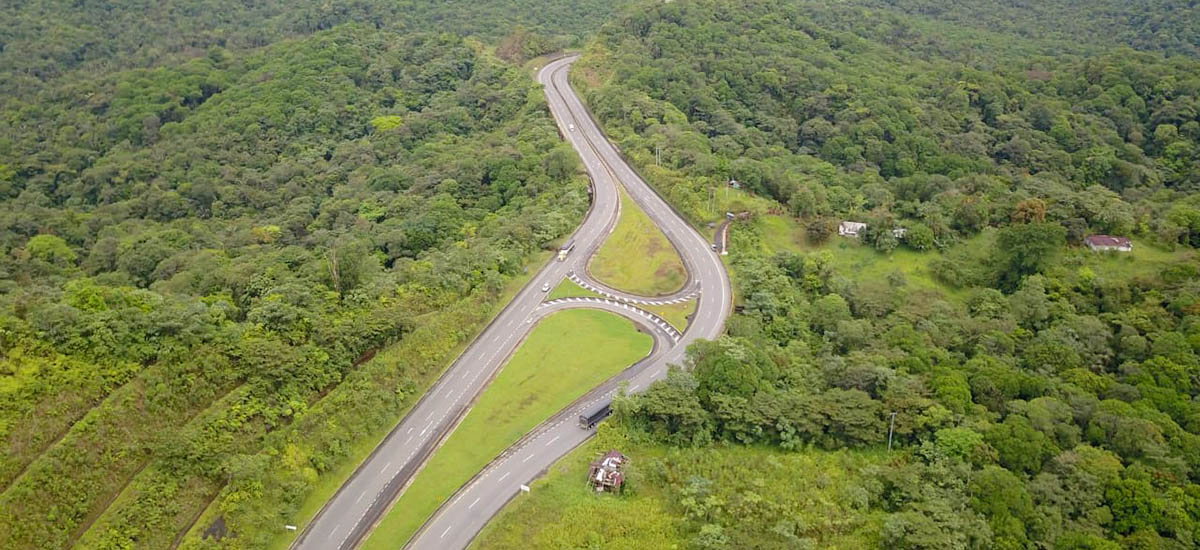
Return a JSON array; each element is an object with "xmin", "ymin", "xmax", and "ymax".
[
  {"xmin": 292, "ymin": 54, "xmax": 730, "ymax": 550},
  {"xmin": 404, "ymin": 56, "xmax": 732, "ymax": 550}
]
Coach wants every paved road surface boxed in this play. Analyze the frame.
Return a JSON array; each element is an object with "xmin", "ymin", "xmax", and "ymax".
[
  {"xmin": 292, "ymin": 54, "xmax": 730, "ymax": 550},
  {"xmin": 405, "ymin": 55, "xmax": 731, "ymax": 550}
]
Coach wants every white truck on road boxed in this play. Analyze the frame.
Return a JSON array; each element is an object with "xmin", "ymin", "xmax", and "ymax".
[{"xmin": 557, "ymin": 240, "xmax": 575, "ymax": 261}]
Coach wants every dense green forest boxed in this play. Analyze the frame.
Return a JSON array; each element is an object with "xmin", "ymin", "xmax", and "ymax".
[
  {"xmin": 0, "ymin": 0, "xmax": 621, "ymax": 80},
  {"xmin": 866, "ymin": 0, "xmax": 1200, "ymax": 58},
  {"xmin": 0, "ymin": 0, "xmax": 614, "ymax": 544},
  {"xmin": 539, "ymin": 0, "xmax": 1200, "ymax": 548},
  {"xmin": 4, "ymin": 0, "xmax": 1200, "ymax": 549}
]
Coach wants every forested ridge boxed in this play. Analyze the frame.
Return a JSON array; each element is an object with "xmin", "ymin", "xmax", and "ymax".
[
  {"xmin": 544, "ymin": 0, "xmax": 1200, "ymax": 548},
  {"xmin": 0, "ymin": 0, "xmax": 621, "ymax": 81},
  {"xmin": 867, "ymin": 0, "xmax": 1200, "ymax": 58},
  {"xmin": 0, "ymin": 3, "xmax": 606, "ymax": 547}
]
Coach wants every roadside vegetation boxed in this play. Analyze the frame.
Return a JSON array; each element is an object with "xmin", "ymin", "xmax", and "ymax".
[
  {"xmin": 361, "ymin": 308, "xmax": 653, "ymax": 548},
  {"xmin": 474, "ymin": 424, "xmax": 890, "ymax": 549},
  {"xmin": 0, "ymin": 17, "xmax": 602, "ymax": 550},
  {"xmin": 483, "ymin": 0, "xmax": 1200, "ymax": 548},
  {"xmin": 590, "ymin": 188, "xmax": 688, "ymax": 296},
  {"xmin": 249, "ymin": 254, "xmax": 547, "ymax": 550}
]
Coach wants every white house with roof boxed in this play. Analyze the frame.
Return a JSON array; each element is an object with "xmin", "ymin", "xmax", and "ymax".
[
  {"xmin": 839, "ymin": 221, "xmax": 867, "ymax": 237},
  {"xmin": 1085, "ymin": 235, "xmax": 1132, "ymax": 252}
]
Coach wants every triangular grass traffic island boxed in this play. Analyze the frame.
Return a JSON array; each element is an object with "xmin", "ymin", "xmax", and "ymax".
[{"xmin": 589, "ymin": 187, "xmax": 688, "ymax": 297}]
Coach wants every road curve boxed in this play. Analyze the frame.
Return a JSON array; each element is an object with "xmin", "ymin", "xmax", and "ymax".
[
  {"xmin": 404, "ymin": 55, "xmax": 732, "ymax": 550},
  {"xmin": 290, "ymin": 73, "xmax": 622, "ymax": 550}
]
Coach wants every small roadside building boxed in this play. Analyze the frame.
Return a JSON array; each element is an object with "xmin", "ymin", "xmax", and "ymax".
[
  {"xmin": 839, "ymin": 221, "xmax": 867, "ymax": 237},
  {"xmin": 1084, "ymin": 235, "xmax": 1133, "ymax": 252},
  {"xmin": 587, "ymin": 450, "xmax": 628, "ymax": 493}
]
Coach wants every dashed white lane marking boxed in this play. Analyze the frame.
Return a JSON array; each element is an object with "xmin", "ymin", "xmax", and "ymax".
[
  {"xmin": 545, "ymin": 435, "xmax": 560, "ymax": 446},
  {"xmin": 523, "ymin": 453, "xmax": 535, "ymax": 463},
  {"xmin": 469, "ymin": 497, "xmax": 481, "ymax": 509},
  {"xmin": 356, "ymin": 492, "xmax": 366, "ymax": 504},
  {"xmin": 441, "ymin": 525, "xmax": 453, "ymax": 538},
  {"xmin": 499, "ymin": 471, "xmax": 511, "ymax": 482},
  {"xmin": 383, "ymin": 461, "xmax": 392, "ymax": 472},
  {"xmin": 404, "ymin": 436, "xmax": 412, "ymax": 445},
  {"xmin": 326, "ymin": 70, "xmax": 728, "ymax": 547}
]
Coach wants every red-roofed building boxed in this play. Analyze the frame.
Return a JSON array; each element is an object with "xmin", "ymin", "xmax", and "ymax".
[{"xmin": 1085, "ymin": 235, "xmax": 1132, "ymax": 252}]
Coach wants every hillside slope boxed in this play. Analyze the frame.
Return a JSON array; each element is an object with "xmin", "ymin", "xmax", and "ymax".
[{"xmin": 481, "ymin": 1, "xmax": 1200, "ymax": 548}]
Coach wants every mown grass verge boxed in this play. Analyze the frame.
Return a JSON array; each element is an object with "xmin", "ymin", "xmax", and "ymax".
[
  {"xmin": 360, "ymin": 309, "xmax": 654, "ymax": 549},
  {"xmin": 589, "ymin": 187, "xmax": 687, "ymax": 296}
]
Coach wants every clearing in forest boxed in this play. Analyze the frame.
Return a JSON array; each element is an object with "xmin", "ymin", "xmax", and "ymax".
[{"xmin": 473, "ymin": 428, "xmax": 889, "ymax": 549}]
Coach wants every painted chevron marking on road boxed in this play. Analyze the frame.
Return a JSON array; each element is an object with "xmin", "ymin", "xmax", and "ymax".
[
  {"xmin": 535, "ymin": 297, "xmax": 682, "ymax": 342},
  {"xmin": 565, "ymin": 271, "xmax": 699, "ymax": 306}
]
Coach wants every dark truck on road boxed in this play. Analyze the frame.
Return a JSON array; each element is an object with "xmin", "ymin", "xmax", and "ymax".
[{"xmin": 578, "ymin": 402, "xmax": 611, "ymax": 429}]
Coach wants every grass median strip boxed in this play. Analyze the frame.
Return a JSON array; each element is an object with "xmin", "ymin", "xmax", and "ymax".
[
  {"xmin": 360, "ymin": 308, "xmax": 654, "ymax": 549},
  {"xmin": 645, "ymin": 300, "xmax": 696, "ymax": 332},
  {"xmin": 547, "ymin": 278, "xmax": 600, "ymax": 300},
  {"xmin": 590, "ymin": 187, "xmax": 687, "ymax": 296}
]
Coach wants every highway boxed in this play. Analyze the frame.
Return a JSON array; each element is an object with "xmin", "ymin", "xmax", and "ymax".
[
  {"xmin": 291, "ymin": 55, "xmax": 730, "ymax": 550},
  {"xmin": 405, "ymin": 56, "xmax": 731, "ymax": 550}
]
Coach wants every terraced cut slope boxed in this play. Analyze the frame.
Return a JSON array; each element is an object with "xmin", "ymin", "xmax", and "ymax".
[
  {"xmin": 361, "ymin": 309, "xmax": 654, "ymax": 549},
  {"xmin": 589, "ymin": 187, "xmax": 688, "ymax": 296}
]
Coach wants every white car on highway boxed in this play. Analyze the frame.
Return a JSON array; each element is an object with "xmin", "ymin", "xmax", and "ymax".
[{"xmin": 541, "ymin": 282, "xmax": 551, "ymax": 292}]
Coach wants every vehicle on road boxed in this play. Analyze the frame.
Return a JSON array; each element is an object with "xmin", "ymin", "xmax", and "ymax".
[
  {"xmin": 578, "ymin": 402, "xmax": 611, "ymax": 429},
  {"xmin": 541, "ymin": 282, "xmax": 550, "ymax": 292},
  {"xmin": 568, "ymin": 123, "xmax": 575, "ymax": 132},
  {"xmin": 557, "ymin": 240, "xmax": 575, "ymax": 261}
]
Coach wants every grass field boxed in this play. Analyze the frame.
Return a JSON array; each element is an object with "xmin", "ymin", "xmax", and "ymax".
[
  {"xmin": 361, "ymin": 309, "xmax": 654, "ymax": 549},
  {"xmin": 744, "ymin": 213, "xmax": 1193, "ymax": 303},
  {"xmin": 590, "ymin": 187, "xmax": 688, "ymax": 296},
  {"xmin": 750, "ymin": 213, "xmax": 961, "ymax": 298},
  {"xmin": 1066, "ymin": 236, "xmax": 1193, "ymax": 280},
  {"xmin": 472, "ymin": 426, "xmax": 889, "ymax": 550}
]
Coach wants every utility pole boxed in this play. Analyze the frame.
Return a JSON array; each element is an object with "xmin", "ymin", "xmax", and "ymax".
[
  {"xmin": 655, "ymin": 145, "xmax": 661, "ymax": 167},
  {"xmin": 887, "ymin": 412, "xmax": 897, "ymax": 452}
]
